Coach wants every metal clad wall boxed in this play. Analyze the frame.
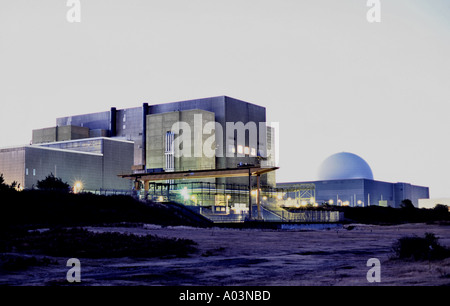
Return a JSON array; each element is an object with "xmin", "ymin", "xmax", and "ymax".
[
  {"xmin": 314, "ymin": 179, "xmax": 365, "ymax": 206},
  {"xmin": 279, "ymin": 179, "xmax": 430, "ymax": 208},
  {"xmin": 394, "ymin": 183, "xmax": 429, "ymax": 208},
  {"xmin": 102, "ymin": 139, "xmax": 134, "ymax": 190},
  {"xmin": 0, "ymin": 147, "xmax": 26, "ymax": 187},
  {"xmin": 38, "ymin": 139, "xmax": 103, "ymax": 154},
  {"xmin": 57, "ymin": 111, "xmax": 111, "ymax": 131},
  {"xmin": 364, "ymin": 179, "xmax": 396, "ymax": 207},
  {"xmin": 148, "ymin": 96, "xmax": 226, "ymax": 125},
  {"xmin": 24, "ymin": 147, "xmax": 103, "ymax": 191},
  {"xmin": 115, "ymin": 107, "xmax": 144, "ymax": 165}
]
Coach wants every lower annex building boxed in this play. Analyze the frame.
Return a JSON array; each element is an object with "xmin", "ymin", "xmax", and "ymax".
[{"xmin": 278, "ymin": 152, "xmax": 429, "ymax": 208}]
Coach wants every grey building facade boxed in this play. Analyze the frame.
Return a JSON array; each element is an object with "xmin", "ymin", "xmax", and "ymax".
[
  {"xmin": 278, "ymin": 152, "xmax": 430, "ymax": 208},
  {"xmin": 0, "ymin": 138, "xmax": 133, "ymax": 192},
  {"xmin": 1, "ymin": 96, "xmax": 275, "ymax": 192},
  {"xmin": 278, "ymin": 179, "xmax": 429, "ymax": 208},
  {"xmin": 55, "ymin": 96, "xmax": 274, "ymax": 186}
]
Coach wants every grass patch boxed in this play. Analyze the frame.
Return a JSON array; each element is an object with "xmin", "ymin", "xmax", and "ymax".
[
  {"xmin": 0, "ymin": 254, "xmax": 57, "ymax": 271},
  {"xmin": 0, "ymin": 228, "xmax": 197, "ymax": 259},
  {"xmin": 392, "ymin": 232, "xmax": 450, "ymax": 261}
]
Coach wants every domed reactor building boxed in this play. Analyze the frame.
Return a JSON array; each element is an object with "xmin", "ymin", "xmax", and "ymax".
[{"xmin": 278, "ymin": 152, "xmax": 429, "ymax": 208}]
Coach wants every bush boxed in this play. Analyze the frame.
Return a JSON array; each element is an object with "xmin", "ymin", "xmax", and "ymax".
[
  {"xmin": 392, "ymin": 232, "xmax": 450, "ymax": 261},
  {"xmin": 0, "ymin": 173, "xmax": 18, "ymax": 192},
  {"xmin": 0, "ymin": 228, "xmax": 197, "ymax": 259},
  {"xmin": 0, "ymin": 190, "xmax": 210, "ymax": 231},
  {"xmin": 341, "ymin": 205, "xmax": 449, "ymax": 225},
  {"xmin": 36, "ymin": 173, "xmax": 70, "ymax": 193},
  {"xmin": 434, "ymin": 204, "xmax": 449, "ymax": 215},
  {"xmin": 400, "ymin": 199, "xmax": 415, "ymax": 210},
  {"xmin": 0, "ymin": 254, "xmax": 56, "ymax": 271}
]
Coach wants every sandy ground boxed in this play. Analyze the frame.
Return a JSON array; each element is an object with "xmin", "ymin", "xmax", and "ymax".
[{"xmin": 1, "ymin": 223, "xmax": 450, "ymax": 286}]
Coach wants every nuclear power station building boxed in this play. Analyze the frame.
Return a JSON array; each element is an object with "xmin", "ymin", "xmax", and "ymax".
[
  {"xmin": 278, "ymin": 152, "xmax": 429, "ymax": 208},
  {"xmin": 0, "ymin": 96, "xmax": 429, "ymax": 218},
  {"xmin": 0, "ymin": 96, "xmax": 276, "ymax": 193}
]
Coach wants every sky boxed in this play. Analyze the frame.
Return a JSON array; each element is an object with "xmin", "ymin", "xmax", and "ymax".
[{"xmin": 1, "ymin": 0, "xmax": 449, "ymax": 197}]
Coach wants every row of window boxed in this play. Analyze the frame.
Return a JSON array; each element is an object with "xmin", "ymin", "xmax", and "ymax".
[
  {"xmin": 25, "ymin": 168, "xmax": 36, "ymax": 176},
  {"xmin": 230, "ymin": 145, "xmax": 257, "ymax": 156},
  {"xmin": 165, "ymin": 132, "xmax": 175, "ymax": 170}
]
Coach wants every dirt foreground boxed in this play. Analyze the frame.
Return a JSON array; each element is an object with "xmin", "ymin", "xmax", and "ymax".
[{"xmin": 1, "ymin": 223, "xmax": 449, "ymax": 286}]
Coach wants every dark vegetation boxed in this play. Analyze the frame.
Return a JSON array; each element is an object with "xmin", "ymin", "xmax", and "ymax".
[
  {"xmin": 35, "ymin": 173, "xmax": 71, "ymax": 193},
  {"xmin": 392, "ymin": 232, "xmax": 450, "ymax": 261},
  {"xmin": 0, "ymin": 189, "xmax": 210, "ymax": 231},
  {"xmin": 0, "ymin": 173, "xmax": 18, "ymax": 192},
  {"xmin": 340, "ymin": 204, "xmax": 450, "ymax": 225},
  {"xmin": 1, "ymin": 228, "xmax": 197, "ymax": 259},
  {"xmin": 0, "ymin": 174, "xmax": 206, "ymax": 266},
  {"xmin": 0, "ymin": 254, "xmax": 57, "ymax": 271}
]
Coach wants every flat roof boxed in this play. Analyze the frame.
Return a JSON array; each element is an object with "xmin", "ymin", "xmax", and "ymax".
[
  {"xmin": 26, "ymin": 145, "xmax": 103, "ymax": 157},
  {"xmin": 119, "ymin": 166, "xmax": 279, "ymax": 182},
  {"xmin": 35, "ymin": 137, "xmax": 134, "ymax": 146}
]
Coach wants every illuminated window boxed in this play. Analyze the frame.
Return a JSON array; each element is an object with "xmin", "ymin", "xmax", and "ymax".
[
  {"xmin": 250, "ymin": 148, "xmax": 256, "ymax": 156},
  {"xmin": 244, "ymin": 147, "xmax": 250, "ymax": 155},
  {"xmin": 237, "ymin": 145, "xmax": 243, "ymax": 154},
  {"xmin": 165, "ymin": 131, "xmax": 175, "ymax": 171}
]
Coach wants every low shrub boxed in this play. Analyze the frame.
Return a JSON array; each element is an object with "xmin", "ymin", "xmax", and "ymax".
[
  {"xmin": 0, "ymin": 228, "xmax": 197, "ymax": 259},
  {"xmin": 392, "ymin": 232, "xmax": 450, "ymax": 261},
  {"xmin": 0, "ymin": 254, "xmax": 56, "ymax": 271}
]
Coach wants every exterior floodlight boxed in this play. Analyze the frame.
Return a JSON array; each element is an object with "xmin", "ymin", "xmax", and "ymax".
[
  {"xmin": 181, "ymin": 187, "xmax": 189, "ymax": 200},
  {"xmin": 73, "ymin": 181, "xmax": 83, "ymax": 194}
]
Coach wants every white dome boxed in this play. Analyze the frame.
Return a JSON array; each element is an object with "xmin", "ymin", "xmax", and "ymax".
[{"xmin": 318, "ymin": 152, "xmax": 374, "ymax": 181}]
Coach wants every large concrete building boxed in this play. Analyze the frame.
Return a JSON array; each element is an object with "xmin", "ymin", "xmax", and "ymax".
[
  {"xmin": 1, "ymin": 96, "xmax": 276, "ymax": 191},
  {"xmin": 278, "ymin": 152, "xmax": 429, "ymax": 208},
  {"xmin": 0, "ymin": 138, "xmax": 133, "ymax": 192},
  {"xmin": 1, "ymin": 96, "xmax": 428, "ymax": 211},
  {"xmin": 53, "ymin": 96, "xmax": 275, "ymax": 186}
]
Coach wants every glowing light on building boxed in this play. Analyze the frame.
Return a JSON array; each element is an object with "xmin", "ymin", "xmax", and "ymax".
[{"xmin": 73, "ymin": 181, "xmax": 83, "ymax": 194}]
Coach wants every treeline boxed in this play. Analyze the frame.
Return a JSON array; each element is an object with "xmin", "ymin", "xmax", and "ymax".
[
  {"xmin": 0, "ymin": 189, "xmax": 209, "ymax": 232},
  {"xmin": 340, "ymin": 204, "xmax": 449, "ymax": 225}
]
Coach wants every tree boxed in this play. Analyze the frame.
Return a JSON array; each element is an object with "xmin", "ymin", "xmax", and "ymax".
[
  {"xmin": 0, "ymin": 173, "xmax": 17, "ymax": 192},
  {"xmin": 0, "ymin": 173, "xmax": 5, "ymax": 186},
  {"xmin": 36, "ymin": 173, "xmax": 71, "ymax": 192},
  {"xmin": 400, "ymin": 199, "xmax": 415, "ymax": 210},
  {"xmin": 434, "ymin": 204, "xmax": 449, "ymax": 215}
]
